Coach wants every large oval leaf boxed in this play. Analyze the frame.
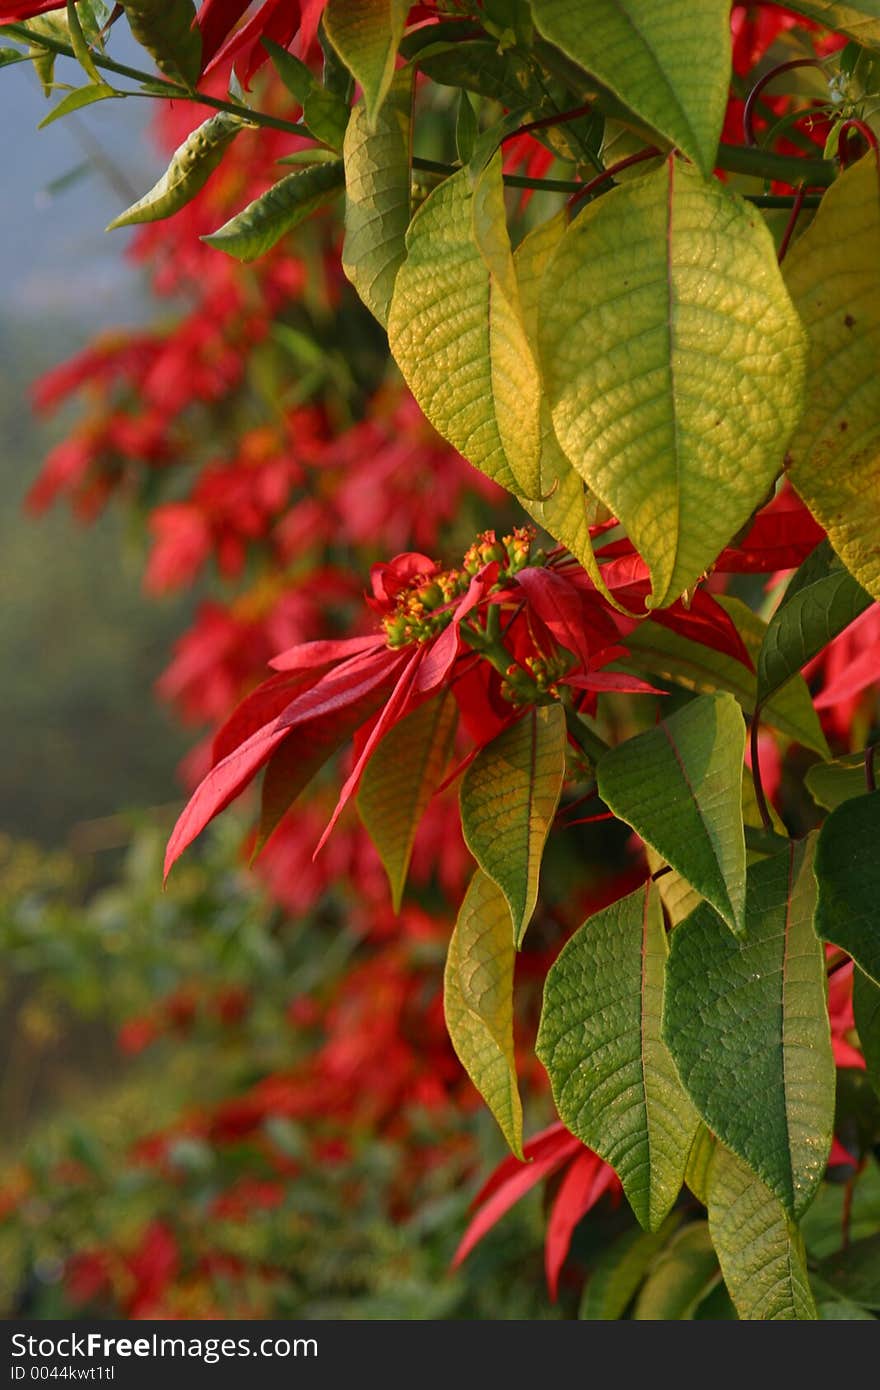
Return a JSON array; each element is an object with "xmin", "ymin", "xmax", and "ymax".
[
  {"xmin": 537, "ymin": 880, "xmax": 700, "ymax": 1231},
  {"xmin": 784, "ymin": 153, "xmax": 880, "ymax": 599},
  {"xmin": 707, "ymin": 1144, "xmax": 817, "ymax": 1321},
  {"xmin": 387, "ymin": 155, "xmax": 542, "ymax": 498},
  {"xmin": 664, "ymin": 839, "xmax": 836, "ymax": 1218},
  {"xmin": 814, "ymin": 792, "xmax": 880, "ymax": 985},
  {"xmin": 341, "ymin": 67, "xmax": 412, "ymax": 327},
  {"xmin": 531, "ymin": 0, "xmax": 731, "ymax": 176},
  {"xmin": 598, "ymin": 692, "xmax": 747, "ymax": 936},
  {"xmin": 540, "ymin": 159, "xmax": 807, "ymax": 608},
  {"xmin": 460, "ymin": 703, "xmax": 566, "ymax": 946},
  {"xmin": 444, "ymin": 870, "xmax": 523, "ymax": 1158}
]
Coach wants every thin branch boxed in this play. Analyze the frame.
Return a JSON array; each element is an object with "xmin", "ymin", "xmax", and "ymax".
[
  {"xmin": 749, "ymin": 707, "xmax": 773, "ymax": 833},
  {"xmin": 743, "ymin": 58, "xmax": 825, "ymax": 147}
]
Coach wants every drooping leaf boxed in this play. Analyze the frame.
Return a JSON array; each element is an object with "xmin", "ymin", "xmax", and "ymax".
[
  {"xmin": 537, "ymin": 880, "xmax": 700, "ymax": 1230},
  {"xmin": 121, "ymin": 0, "xmax": 201, "ymax": 87},
  {"xmin": 66, "ymin": 0, "xmax": 100, "ymax": 84},
  {"xmin": 756, "ymin": 540, "xmax": 873, "ymax": 706},
  {"xmin": 632, "ymin": 1222, "xmax": 721, "ymax": 1320},
  {"xmin": 357, "ymin": 690, "xmax": 457, "ymax": 911},
  {"xmin": 784, "ymin": 153, "xmax": 880, "ymax": 599},
  {"xmin": 540, "ymin": 158, "xmax": 807, "ymax": 608},
  {"xmin": 579, "ymin": 1213, "xmax": 682, "ymax": 1320},
  {"xmin": 460, "ymin": 703, "xmax": 566, "ymax": 946},
  {"xmin": 262, "ymin": 36, "xmax": 349, "ymax": 150},
  {"xmin": 531, "ymin": 0, "xmax": 731, "ymax": 176},
  {"xmin": 598, "ymin": 693, "xmax": 747, "ymax": 935},
  {"xmin": 444, "ymin": 870, "xmax": 523, "ymax": 1158},
  {"xmin": 806, "ymin": 751, "xmax": 870, "ymax": 811},
  {"xmin": 323, "ymin": 0, "xmax": 408, "ymax": 126},
  {"xmin": 664, "ymin": 839, "xmax": 836, "ymax": 1218},
  {"xmin": 707, "ymin": 1144, "xmax": 817, "ymax": 1321},
  {"xmin": 854, "ymin": 967, "xmax": 880, "ymax": 1101},
  {"xmin": 815, "ymin": 792, "xmax": 880, "ymax": 985},
  {"xmin": 619, "ymin": 595, "xmax": 830, "ymax": 757},
  {"xmin": 202, "ymin": 158, "xmax": 344, "ymax": 261},
  {"xmin": 341, "ymin": 67, "xmax": 412, "ymax": 327},
  {"xmin": 783, "ymin": 2, "xmax": 880, "ymax": 50},
  {"xmin": 38, "ymin": 80, "xmax": 115, "ymax": 128},
  {"xmin": 107, "ymin": 111, "xmax": 249, "ymax": 230},
  {"xmin": 387, "ymin": 155, "xmax": 543, "ymax": 498}
]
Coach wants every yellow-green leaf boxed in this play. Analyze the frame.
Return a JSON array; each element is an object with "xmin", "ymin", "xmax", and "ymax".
[
  {"xmin": 540, "ymin": 159, "xmax": 807, "ymax": 608},
  {"xmin": 783, "ymin": 2, "xmax": 880, "ymax": 49},
  {"xmin": 342, "ymin": 68, "xmax": 412, "ymax": 327},
  {"xmin": 324, "ymin": 0, "xmax": 408, "ymax": 127},
  {"xmin": 707, "ymin": 1144, "xmax": 817, "ymax": 1321},
  {"xmin": 444, "ymin": 870, "xmax": 523, "ymax": 1157},
  {"xmin": 537, "ymin": 880, "xmax": 700, "ymax": 1230},
  {"xmin": 357, "ymin": 691, "xmax": 457, "ymax": 912},
  {"xmin": 387, "ymin": 155, "xmax": 543, "ymax": 498},
  {"xmin": 460, "ymin": 704, "xmax": 566, "ymax": 946},
  {"xmin": 202, "ymin": 159, "xmax": 345, "ymax": 262},
  {"xmin": 531, "ymin": 0, "xmax": 731, "ymax": 176},
  {"xmin": 107, "ymin": 111, "xmax": 249, "ymax": 230},
  {"xmin": 783, "ymin": 153, "xmax": 880, "ymax": 599}
]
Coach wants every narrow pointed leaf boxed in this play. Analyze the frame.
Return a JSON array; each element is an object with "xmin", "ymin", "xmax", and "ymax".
[
  {"xmin": 203, "ymin": 159, "xmax": 345, "ymax": 261},
  {"xmin": 324, "ymin": 0, "xmax": 408, "ymax": 126},
  {"xmin": 262, "ymin": 37, "xmax": 349, "ymax": 150},
  {"xmin": 664, "ymin": 840, "xmax": 836, "ymax": 1217},
  {"xmin": 38, "ymin": 81, "xmax": 115, "ymax": 128},
  {"xmin": 540, "ymin": 159, "xmax": 807, "ymax": 608},
  {"xmin": 460, "ymin": 703, "xmax": 566, "ymax": 946},
  {"xmin": 357, "ymin": 690, "xmax": 457, "ymax": 911},
  {"xmin": 531, "ymin": 0, "xmax": 731, "ymax": 176},
  {"xmin": 387, "ymin": 155, "xmax": 542, "ymax": 498},
  {"xmin": 632, "ymin": 1222, "xmax": 720, "ymax": 1320},
  {"xmin": 598, "ymin": 692, "xmax": 747, "ymax": 936},
  {"xmin": 444, "ymin": 870, "xmax": 523, "ymax": 1158},
  {"xmin": 620, "ymin": 595, "xmax": 830, "ymax": 757},
  {"xmin": 341, "ymin": 67, "xmax": 412, "ymax": 326},
  {"xmin": 815, "ymin": 793, "xmax": 880, "ymax": 985},
  {"xmin": 537, "ymin": 881, "xmax": 700, "ymax": 1230},
  {"xmin": 707, "ymin": 1144, "xmax": 817, "ymax": 1321},
  {"xmin": 784, "ymin": 153, "xmax": 880, "ymax": 598},
  {"xmin": 579, "ymin": 1214, "xmax": 682, "ymax": 1320},
  {"xmin": 757, "ymin": 541, "xmax": 873, "ymax": 706},
  {"xmin": 107, "ymin": 111, "xmax": 249, "ymax": 230}
]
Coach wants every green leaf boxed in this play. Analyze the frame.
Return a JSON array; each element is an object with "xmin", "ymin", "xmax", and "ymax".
[
  {"xmin": 460, "ymin": 704, "xmax": 566, "ymax": 946},
  {"xmin": 323, "ymin": 0, "xmax": 408, "ymax": 127},
  {"xmin": 203, "ymin": 159, "xmax": 344, "ymax": 261},
  {"xmin": 537, "ymin": 880, "xmax": 700, "ymax": 1230},
  {"xmin": 806, "ymin": 751, "xmax": 870, "ymax": 811},
  {"xmin": 684, "ymin": 1124, "xmax": 717, "ymax": 1207},
  {"xmin": 815, "ymin": 792, "xmax": 880, "ymax": 985},
  {"xmin": 444, "ymin": 870, "xmax": 523, "ymax": 1158},
  {"xmin": 816, "ymin": 1234, "xmax": 880, "ymax": 1309},
  {"xmin": 107, "ymin": 112, "xmax": 249, "ymax": 231},
  {"xmin": 262, "ymin": 37, "xmax": 349, "ymax": 151},
  {"xmin": 388, "ymin": 154, "xmax": 543, "ymax": 498},
  {"xmin": 539, "ymin": 159, "xmax": 807, "ymax": 608},
  {"xmin": 756, "ymin": 541, "xmax": 872, "ymax": 706},
  {"xmin": 416, "ymin": 38, "xmax": 540, "ymax": 110},
  {"xmin": 632, "ymin": 1222, "xmax": 721, "ymax": 1320},
  {"xmin": 663, "ymin": 839, "xmax": 836, "ymax": 1218},
  {"xmin": 618, "ymin": 595, "xmax": 830, "ymax": 758},
  {"xmin": 0, "ymin": 47, "xmax": 29, "ymax": 69},
  {"xmin": 38, "ymin": 81, "xmax": 115, "ymax": 129},
  {"xmin": 854, "ymin": 967, "xmax": 880, "ymax": 1101},
  {"xmin": 455, "ymin": 89, "xmax": 478, "ymax": 165},
  {"xmin": 531, "ymin": 0, "xmax": 731, "ymax": 176},
  {"xmin": 357, "ymin": 691, "xmax": 457, "ymax": 912},
  {"xmin": 66, "ymin": 0, "xmax": 101, "ymax": 85},
  {"xmin": 783, "ymin": 154, "xmax": 880, "ymax": 599},
  {"xmin": 783, "ymin": 2, "xmax": 880, "ymax": 50},
  {"xmin": 121, "ymin": 0, "xmax": 201, "ymax": 88},
  {"xmin": 341, "ymin": 68, "xmax": 412, "ymax": 327},
  {"xmin": 598, "ymin": 693, "xmax": 747, "ymax": 936},
  {"xmin": 579, "ymin": 1213, "xmax": 683, "ymax": 1320},
  {"xmin": 707, "ymin": 1144, "xmax": 817, "ymax": 1321}
]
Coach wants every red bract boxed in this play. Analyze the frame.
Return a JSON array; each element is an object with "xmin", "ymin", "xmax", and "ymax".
[{"xmin": 453, "ymin": 1123, "xmax": 622, "ymax": 1299}]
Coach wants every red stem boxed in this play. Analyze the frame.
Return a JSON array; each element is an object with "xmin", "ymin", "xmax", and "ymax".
[
  {"xmin": 743, "ymin": 58, "xmax": 824, "ymax": 148},
  {"xmin": 838, "ymin": 118, "xmax": 880, "ymax": 167},
  {"xmin": 777, "ymin": 184, "xmax": 807, "ymax": 263},
  {"xmin": 503, "ymin": 102, "xmax": 594, "ymax": 143},
  {"xmin": 568, "ymin": 145, "xmax": 662, "ymax": 210}
]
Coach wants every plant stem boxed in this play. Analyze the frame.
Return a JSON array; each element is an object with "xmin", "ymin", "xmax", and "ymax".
[
  {"xmin": 749, "ymin": 708, "xmax": 773, "ymax": 833},
  {"xmin": 564, "ymin": 707, "xmax": 610, "ymax": 764}
]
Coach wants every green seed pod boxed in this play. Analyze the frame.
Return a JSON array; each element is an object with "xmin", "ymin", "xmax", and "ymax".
[
  {"xmin": 106, "ymin": 111, "xmax": 250, "ymax": 231},
  {"xmin": 120, "ymin": 0, "xmax": 202, "ymax": 88}
]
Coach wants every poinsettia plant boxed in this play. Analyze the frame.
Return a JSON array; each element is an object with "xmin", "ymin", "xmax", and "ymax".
[{"xmin": 5, "ymin": 0, "xmax": 880, "ymax": 1319}]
